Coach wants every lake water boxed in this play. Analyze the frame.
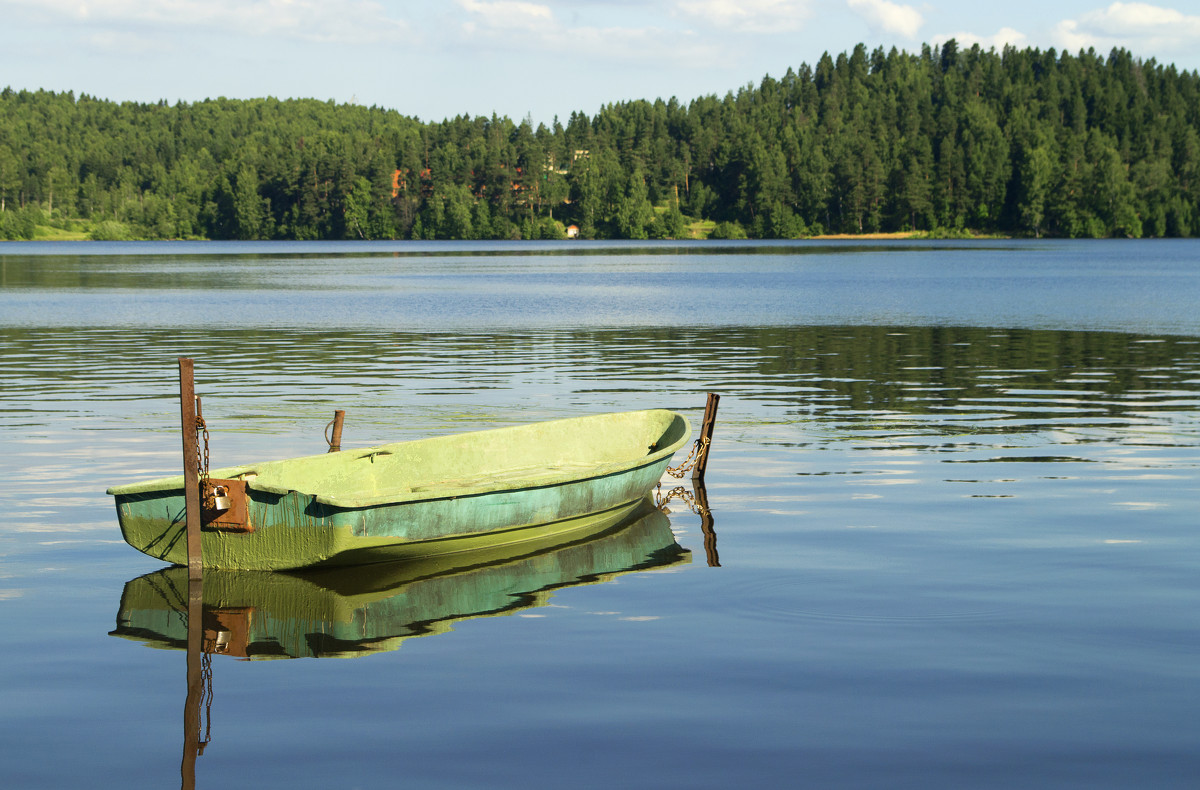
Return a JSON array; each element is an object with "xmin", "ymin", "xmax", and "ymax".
[{"xmin": 1, "ymin": 239, "xmax": 1199, "ymax": 789}]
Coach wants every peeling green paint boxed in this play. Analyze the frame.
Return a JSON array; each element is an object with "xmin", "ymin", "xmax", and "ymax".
[{"xmin": 109, "ymin": 410, "xmax": 691, "ymax": 570}]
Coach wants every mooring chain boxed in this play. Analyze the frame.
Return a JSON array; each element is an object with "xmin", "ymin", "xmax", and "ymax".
[
  {"xmin": 655, "ymin": 482, "xmax": 710, "ymax": 516},
  {"xmin": 195, "ymin": 414, "xmax": 211, "ymax": 507},
  {"xmin": 664, "ymin": 436, "xmax": 709, "ymax": 478}
]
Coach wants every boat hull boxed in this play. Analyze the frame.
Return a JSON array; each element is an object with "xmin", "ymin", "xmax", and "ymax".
[{"xmin": 109, "ymin": 410, "xmax": 691, "ymax": 570}]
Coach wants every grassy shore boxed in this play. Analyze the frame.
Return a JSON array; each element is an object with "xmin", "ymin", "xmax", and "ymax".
[
  {"xmin": 14, "ymin": 221, "xmax": 1007, "ymax": 243},
  {"xmin": 816, "ymin": 230, "xmax": 1010, "ymax": 240},
  {"xmin": 686, "ymin": 224, "xmax": 1008, "ymax": 241},
  {"xmin": 33, "ymin": 224, "xmax": 90, "ymax": 241},
  {"xmin": 812, "ymin": 231, "xmax": 917, "ymax": 239}
]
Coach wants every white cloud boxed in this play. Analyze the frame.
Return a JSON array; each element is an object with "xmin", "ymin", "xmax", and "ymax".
[
  {"xmin": 934, "ymin": 27, "xmax": 1029, "ymax": 52},
  {"xmin": 1053, "ymin": 3, "xmax": 1200, "ymax": 55},
  {"xmin": 1076, "ymin": 2, "xmax": 1197, "ymax": 36},
  {"xmin": 453, "ymin": 0, "xmax": 713, "ymax": 62},
  {"xmin": 84, "ymin": 28, "xmax": 175, "ymax": 56},
  {"xmin": 456, "ymin": 0, "xmax": 554, "ymax": 34},
  {"xmin": 673, "ymin": 0, "xmax": 814, "ymax": 34},
  {"xmin": 846, "ymin": 0, "xmax": 923, "ymax": 39},
  {"xmin": 1, "ymin": 0, "xmax": 407, "ymax": 43},
  {"xmin": 568, "ymin": 24, "xmax": 711, "ymax": 60},
  {"xmin": 1054, "ymin": 19, "xmax": 1093, "ymax": 52}
]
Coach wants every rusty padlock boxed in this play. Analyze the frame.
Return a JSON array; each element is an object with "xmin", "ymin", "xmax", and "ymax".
[{"xmin": 211, "ymin": 484, "xmax": 231, "ymax": 512}]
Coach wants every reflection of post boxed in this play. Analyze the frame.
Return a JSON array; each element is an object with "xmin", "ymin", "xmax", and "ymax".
[
  {"xmin": 692, "ymin": 483, "xmax": 720, "ymax": 567},
  {"xmin": 181, "ymin": 578, "xmax": 203, "ymax": 790},
  {"xmin": 178, "ymin": 358, "xmax": 202, "ymax": 579},
  {"xmin": 692, "ymin": 393, "xmax": 719, "ymax": 483}
]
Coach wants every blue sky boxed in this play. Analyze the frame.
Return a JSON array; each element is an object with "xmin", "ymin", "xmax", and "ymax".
[{"xmin": 2, "ymin": 1, "xmax": 1199, "ymax": 125}]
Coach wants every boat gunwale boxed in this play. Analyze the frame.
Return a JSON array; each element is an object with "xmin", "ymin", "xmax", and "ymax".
[{"xmin": 106, "ymin": 410, "xmax": 692, "ymax": 509}]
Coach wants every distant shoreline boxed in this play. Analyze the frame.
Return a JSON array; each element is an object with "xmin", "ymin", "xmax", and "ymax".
[
  {"xmin": 812, "ymin": 232, "xmax": 924, "ymax": 240},
  {"xmin": 6, "ymin": 228, "xmax": 1014, "ymax": 243}
]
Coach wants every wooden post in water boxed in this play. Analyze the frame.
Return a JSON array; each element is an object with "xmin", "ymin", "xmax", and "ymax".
[
  {"xmin": 692, "ymin": 392, "xmax": 719, "ymax": 483},
  {"xmin": 179, "ymin": 358, "xmax": 202, "ymax": 579},
  {"xmin": 327, "ymin": 409, "xmax": 346, "ymax": 453}
]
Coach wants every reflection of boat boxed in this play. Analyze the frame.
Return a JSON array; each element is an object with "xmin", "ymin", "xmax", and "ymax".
[
  {"xmin": 106, "ymin": 409, "xmax": 690, "ymax": 570},
  {"xmin": 110, "ymin": 497, "xmax": 689, "ymax": 659}
]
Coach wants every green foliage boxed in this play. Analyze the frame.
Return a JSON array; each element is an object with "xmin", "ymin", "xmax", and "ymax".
[
  {"xmin": 653, "ymin": 200, "xmax": 689, "ymax": 239},
  {"xmin": 1, "ymin": 43, "xmax": 1199, "ymax": 240},
  {"xmin": 708, "ymin": 221, "xmax": 748, "ymax": 240},
  {"xmin": 0, "ymin": 205, "xmax": 39, "ymax": 239},
  {"xmin": 88, "ymin": 219, "xmax": 134, "ymax": 241},
  {"xmin": 916, "ymin": 226, "xmax": 976, "ymax": 239}
]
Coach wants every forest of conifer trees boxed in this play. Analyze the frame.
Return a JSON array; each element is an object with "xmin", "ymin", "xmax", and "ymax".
[{"xmin": 1, "ymin": 41, "xmax": 1198, "ymax": 241}]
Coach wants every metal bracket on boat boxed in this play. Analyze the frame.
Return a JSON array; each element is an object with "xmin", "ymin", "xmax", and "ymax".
[{"xmin": 201, "ymin": 478, "xmax": 253, "ymax": 533}]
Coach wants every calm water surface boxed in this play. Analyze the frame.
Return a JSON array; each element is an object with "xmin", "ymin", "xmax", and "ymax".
[{"xmin": 1, "ymin": 239, "xmax": 1199, "ymax": 788}]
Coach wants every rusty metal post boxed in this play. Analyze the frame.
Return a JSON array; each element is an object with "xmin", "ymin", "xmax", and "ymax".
[
  {"xmin": 179, "ymin": 358, "xmax": 202, "ymax": 579},
  {"xmin": 692, "ymin": 392, "xmax": 719, "ymax": 483},
  {"xmin": 327, "ymin": 409, "xmax": 346, "ymax": 453}
]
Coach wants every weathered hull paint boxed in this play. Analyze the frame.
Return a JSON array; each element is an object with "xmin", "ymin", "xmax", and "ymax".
[
  {"xmin": 110, "ymin": 497, "xmax": 689, "ymax": 659},
  {"xmin": 109, "ymin": 410, "xmax": 691, "ymax": 570}
]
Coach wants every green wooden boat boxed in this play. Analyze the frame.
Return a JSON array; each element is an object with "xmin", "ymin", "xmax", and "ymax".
[
  {"xmin": 107, "ymin": 409, "xmax": 691, "ymax": 571},
  {"xmin": 109, "ymin": 497, "xmax": 689, "ymax": 659}
]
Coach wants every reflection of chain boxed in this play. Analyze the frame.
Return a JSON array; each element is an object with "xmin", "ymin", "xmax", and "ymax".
[
  {"xmin": 655, "ymin": 483, "xmax": 710, "ymax": 515},
  {"xmin": 665, "ymin": 437, "xmax": 709, "ymax": 478},
  {"xmin": 198, "ymin": 649, "xmax": 213, "ymax": 755}
]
